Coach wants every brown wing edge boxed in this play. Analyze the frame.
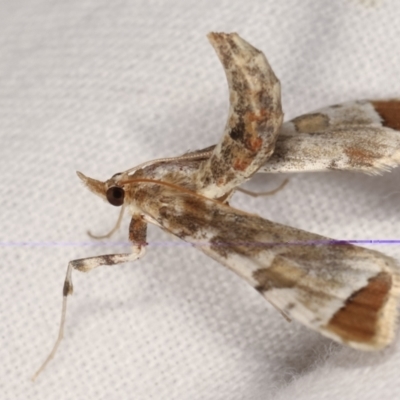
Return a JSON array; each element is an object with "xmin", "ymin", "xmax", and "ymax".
[{"xmin": 322, "ymin": 266, "xmax": 400, "ymax": 350}]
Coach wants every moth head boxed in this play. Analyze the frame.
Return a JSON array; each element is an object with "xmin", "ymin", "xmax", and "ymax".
[{"xmin": 76, "ymin": 171, "xmax": 125, "ymax": 207}]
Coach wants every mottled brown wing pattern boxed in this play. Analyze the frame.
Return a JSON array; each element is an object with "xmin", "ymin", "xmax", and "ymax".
[
  {"xmin": 259, "ymin": 99, "xmax": 400, "ymax": 174},
  {"xmin": 131, "ymin": 183, "xmax": 400, "ymax": 350},
  {"xmin": 194, "ymin": 33, "xmax": 283, "ymax": 198}
]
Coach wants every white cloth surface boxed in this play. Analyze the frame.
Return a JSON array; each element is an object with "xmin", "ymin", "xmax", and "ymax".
[{"xmin": 1, "ymin": 0, "xmax": 400, "ymax": 399}]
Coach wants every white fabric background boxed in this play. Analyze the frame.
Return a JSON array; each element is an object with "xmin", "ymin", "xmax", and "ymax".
[{"xmin": 1, "ymin": 0, "xmax": 400, "ymax": 399}]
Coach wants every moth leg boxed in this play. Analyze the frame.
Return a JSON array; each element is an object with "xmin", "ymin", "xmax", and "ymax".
[
  {"xmin": 265, "ymin": 297, "xmax": 291, "ymax": 322},
  {"xmin": 32, "ymin": 215, "xmax": 147, "ymax": 381},
  {"xmin": 88, "ymin": 204, "xmax": 125, "ymax": 239},
  {"xmin": 237, "ymin": 178, "xmax": 289, "ymax": 198}
]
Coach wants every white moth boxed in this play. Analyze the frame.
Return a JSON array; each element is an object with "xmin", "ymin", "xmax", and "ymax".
[{"xmin": 33, "ymin": 32, "xmax": 400, "ymax": 380}]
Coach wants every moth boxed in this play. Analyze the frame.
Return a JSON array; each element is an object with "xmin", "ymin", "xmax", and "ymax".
[{"xmin": 33, "ymin": 32, "xmax": 400, "ymax": 380}]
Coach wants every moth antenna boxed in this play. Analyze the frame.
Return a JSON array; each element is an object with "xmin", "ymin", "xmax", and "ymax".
[
  {"xmin": 237, "ymin": 178, "xmax": 289, "ymax": 197},
  {"xmin": 88, "ymin": 204, "xmax": 126, "ymax": 239},
  {"xmin": 32, "ymin": 265, "xmax": 73, "ymax": 381},
  {"xmin": 125, "ymin": 150, "xmax": 213, "ymax": 175},
  {"xmin": 120, "ymin": 177, "xmax": 228, "ymax": 206}
]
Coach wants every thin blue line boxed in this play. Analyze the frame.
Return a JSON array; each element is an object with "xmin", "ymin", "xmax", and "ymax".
[{"xmin": 1, "ymin": 239, "xmax": 400, "ymax": 248}]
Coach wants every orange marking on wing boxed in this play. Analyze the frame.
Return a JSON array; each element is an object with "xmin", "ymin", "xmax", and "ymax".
[
  {"xmin": 233, "ymin": 158, "xmax": 251, "ymax": 171},
  {"xmin": 246, "ymin": 108, "xmax": 269, "ymax": 123},
  {"xmin": 325, "ymin": 272, "xmax": 392, "ymax": 344},
  {"xmin": 247, "ymin": 136, "xmax": 263, "ymax": 152},
  {"xmin": 371, "ymin": 100, "xmax": 400, "ymax": 131},
  {"xmin": 344, "ymin": 146, "xmax": 376, "ymax": 167},
  {"xmin": 244, "ymin": 109, "xmax": 268, "ymax": 152}
]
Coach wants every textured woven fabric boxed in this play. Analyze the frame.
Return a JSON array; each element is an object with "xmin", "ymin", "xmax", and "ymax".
[{"xmin": 1, "ymin": 0, "xmax": 400, "ymax": 399}]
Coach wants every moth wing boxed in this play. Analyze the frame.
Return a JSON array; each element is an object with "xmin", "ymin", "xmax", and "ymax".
[
  {"xmin": 152, "ymin": 191, "xmax": 400, "ymax": 350},
  {"xmin": 194, "ymin": 33, "xmax": 283, "ymax": 199},
  {"xmin": 201, "ymin": 209, "xmax": 400, "ymax": 350},
  {"xmin": 259, "ymin": 99, "xmax": 400, "ymax": 174}
]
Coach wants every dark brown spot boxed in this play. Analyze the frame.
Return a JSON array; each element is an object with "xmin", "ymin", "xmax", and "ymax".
[
  {"xmin": 325, "ymin": 271, "xmax": 392, "ymax": 344},
  {"xmin": 371, "ymin": 100, "xmax": 400, "ymax": 131},
  {"xmin": 286, "ymin": 303, "xmax": 295, "ymax": 310},
  {"xmin": 63, "ymin": 281, "xmax": 73, "ymax": 296},
  {"xmin": 159, "ymin": 206, "xmax": 169, "ymax": 218},
  {"xmin": 72, "ymin": 259, "xmax": 85, "ymax": 271},
  {"xmin": 329, "ymin": 159, "xmax": 338, "ymax": 169},
  {"xmin": 230, "ymin": 119, "xmax": 246, "ymax": 141},
  {"xmin": 203, "ymin": 176, "xmax": 211, "ymax": 186},
  {"xmin": 102, "ymin": 255, "xmax": 117, "ymax": 266}
]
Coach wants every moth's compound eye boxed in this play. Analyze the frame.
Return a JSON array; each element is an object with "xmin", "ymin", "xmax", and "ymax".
[{"xmin": 106, "ymin": 186, "xmax": 125, "ymax": 206}]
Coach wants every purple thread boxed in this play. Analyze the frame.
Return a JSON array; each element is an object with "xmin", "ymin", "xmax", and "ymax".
[{"xmin": 1, "ymin": 239, "xmax": 400, "ymax": 248}]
